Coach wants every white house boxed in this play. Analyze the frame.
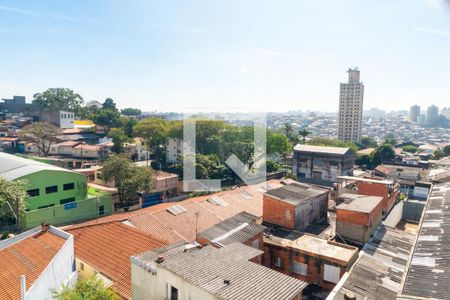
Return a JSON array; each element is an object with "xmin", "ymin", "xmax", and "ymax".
[{"xmin": 0, "ymin": 225, "xmax": 77, "ymax": 300}]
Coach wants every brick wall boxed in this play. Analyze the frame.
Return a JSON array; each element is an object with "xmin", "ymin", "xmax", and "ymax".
[
  {"xmin": 357, "ymin": 181, "xmax": 388, "ymax": 212},
  {"xmin": 263, "ymin": 194, "xmax": 296, "ymax": 229},
  {"xmin": 264, "ymin": 243, "xmax": 350, "ymax": 290}
]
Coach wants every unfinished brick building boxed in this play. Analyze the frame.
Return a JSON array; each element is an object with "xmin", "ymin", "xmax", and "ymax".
[
  {"xmin": 263, "ymin": 182, "xmax": 329, "ymax": 231},
  {"xmin": 338, "ymin": 176, "xmax": 399, "ymax": 214},
  {"xmin": 335, "ymin": 193, "xmax": 384, "ymax": 245}
]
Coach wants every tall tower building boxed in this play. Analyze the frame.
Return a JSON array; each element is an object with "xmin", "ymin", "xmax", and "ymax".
[
  {"xmin": 338, "ymin": 68, "xmax": 364, "ymax": 143},
  {"xmin": 409, "ymin": 105, "xmax": 421, "ymax": 122},
  {"xmin": 427, "ymin": 105, "xmax": 439, "ymax": 125}
]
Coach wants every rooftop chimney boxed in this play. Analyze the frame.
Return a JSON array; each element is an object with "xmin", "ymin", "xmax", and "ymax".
[{"xmin": 155, "ymin": 256, "xmax": 164, "ymax": 264}]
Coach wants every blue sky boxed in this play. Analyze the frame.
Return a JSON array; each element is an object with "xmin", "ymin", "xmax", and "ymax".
[{"xmin": 0, "ymin": 0, "xmax": 449, "ymax": 112}]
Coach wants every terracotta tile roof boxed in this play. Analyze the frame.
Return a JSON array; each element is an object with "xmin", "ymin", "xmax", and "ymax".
[
  {"xmin": 67, "ymin": 179, "xmax": 285, "ymax": 245},
  {"xmin": 67, "ymin": 222, "xmax": 166, "ymax": 300},
  {"xmin": 0, "ymin": 231, "xmax": 65, "ymax": 300}
]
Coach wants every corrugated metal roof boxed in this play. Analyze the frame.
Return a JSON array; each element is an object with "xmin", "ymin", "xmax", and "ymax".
[
  {"xmin": 198, "ymin": 211, "xmax": 265, "ymax": 246},
  {"xmin": 328, "ymin": 225, "xmax": 416, "ymax": 300},
  {"xmin": 399, "ymin": 184, "xmax": 450, "ymax": 300},
  {"xmin": 0, "ymin": 152, "xmax": 77, "ymax": 180},
  {"xmin": 133, "ymin": 242, "xmax": 307, "ymax": 300},
  {"xmin": 265, "ymin": 182, "xmax": 329, "ymax": 205}
]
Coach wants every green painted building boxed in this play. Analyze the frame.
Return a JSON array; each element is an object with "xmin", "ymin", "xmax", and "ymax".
[{"xmin": 0, "ymin": 152, "xmax": 112, "ymax": 228}]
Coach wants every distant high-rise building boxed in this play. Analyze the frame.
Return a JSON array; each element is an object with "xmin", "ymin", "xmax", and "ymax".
[
  {"xmin": 409, "ymin": 105, "xmax": 421, "ymax": 122},
  {"xmin": 338, "ymin": 68, "xmax": 364, "ymax": 143},
  {"xmin": 427, "ymin": 105, "xmax": 439, "ymax": 125},
  {"xmin": 441, "ymin": 108, "xmax": 450, "ymax": 120}
]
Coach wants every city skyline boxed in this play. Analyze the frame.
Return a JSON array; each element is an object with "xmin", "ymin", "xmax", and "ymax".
[{"xmin": 1, "ymin": 0, "xmax": 450, "ymax": 112}]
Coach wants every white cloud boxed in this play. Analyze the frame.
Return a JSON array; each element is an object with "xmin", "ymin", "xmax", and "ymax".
[{"xmin": 0, "ymin": 5, "xmax": 40, "ymax": 16}]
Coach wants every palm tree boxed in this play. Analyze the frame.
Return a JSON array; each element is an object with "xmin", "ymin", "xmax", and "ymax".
[
  {"xmin": 283, "ymin": 122, "xmax": 297, "ymax": 145},
  {"xmin": 298, "ymin": 128, "xmax": 311, "ymax": 144}
]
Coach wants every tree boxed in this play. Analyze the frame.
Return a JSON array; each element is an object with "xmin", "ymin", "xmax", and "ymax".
[
  {"xmin": 120, "ymin": 117, "xmax": 137, "ymax": 137},
  {"xmin": 101, "ymin": 155, "xmax": 154, "ymax": 209},
  {"xmin": 402, "ymin": 145, "xmax": 418, "ymax": 154},
  {"xmin": 134, "ymin": 118, "xmax": 169, "ymax": 164},
  {"xmin": 90, "ymin": 109, "xmax": 122, "ymax": 132},
  {"xmin": 360, "ymin": 136, "xmax": 378, "ymax": 149},
  {"xmin": 371, "ymin": 144, "xmax": 395, "ymax": 167},
  {"xmin": 282, "ymin": 122, "xmax": 298, "ymax": 145},
  {"xmin": 0, "ymin": 177, "xmax": 28, "ymax": 230},
  {"xmin": 53, "ymin": 276, "xmax": 119, "ymax": 300},
  {"xmin": 107, "ymin": 128, "xmax": 129, "ymax": 154},
  {"xmin": 102, "ymin": 98, "xmax": 117, "ymax": 110},
  {"xmin": 266, "ymin": 160, "xmax": 280, "ymax": 173},
  {"xmin": 18, "ymin": 122, "xmax": 60, "ymax": 156},
  {"xmin": 195, "ymin": 154, "xmax": 228, "ymax": 179},
  {"xmin": 121, "ymin": 108, "xmax": 142, "ymax": 116},
  {"xmin": 355, "ymin": 154, "xmax": 374, "ymax": 169},
  {"xmin": 433, "ymin": 149, "xmax": 447, "ymax": 160},
  {"xmin": 444, "ymin": 145, "xmax": 450, "ymax": 156},
  {"xmin": 298, "ymin": 128, "xmax": 311, "ymax": 145},
  {"xmin": 384, "ymin": 133, "xmax": 397, "ymax": 146},
  {"xmin": 33, "ymin": 88, "xmax": 84, "ymax": 116}
]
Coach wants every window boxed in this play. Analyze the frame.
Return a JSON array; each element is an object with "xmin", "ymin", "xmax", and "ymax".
[
  {"xmin": 324, "ymin": 264, "xmax": 341, "ymax": 284},
  {"xmin": 293, "ymin": 261, "xmax": 308, "ymax": 276},
  {"xmin": 38, "ymin": 204, "xmax": 55, "ymax": 209},
  {"xmin": 273, "ymin": 256, "xmax": 284, "ymax": 268},
  {"xmin": 46, "ymin": 185, "xmax": 58, "ymax": 194},
  {"xmin": 170, "ymin": 286, "xmax": 178, "ymax": 300},
  {"xmin": 63, "ymin": 183, "xmax": 75, "ymax": 191},
  {"xmin": 99, "ymin": 205, "xmax": 105, "ymax": 215},
  {"xmin": 60, "ymin": 197, "xmax": 75, "ymax": 205},
  {"xmin": 251, "ymin": 239, "xmax": 260, "ymax": 249},
  {"xmin": 27, "ymin": 189, "xmax": 40, "ymax": 197},
  {"xmin": 329, "ymin": 161, "xmax": 339, "ymax": 167},
  {"xmin": 298, "ymin": 172, "xmax": 306, "ymax": 178},
  {"xmin": 80, "ymin": 262, "xmax": 85, "ymax": 271}
]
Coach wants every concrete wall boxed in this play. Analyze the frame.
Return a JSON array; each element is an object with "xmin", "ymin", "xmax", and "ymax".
[
  {"xmin": 384, "ymin": 201, "xmax": 403, "ymax": 228},
  {"xmin": 26, "ymin": 228, "xmax": 77, "ymax": 300},
  {"xmin": 294, "ymin": 193, "xmax": 328, "ymax": 231},
  {"xmin": 293, "ymin": 151, "xmax": 355, "ymax": 186},
  {"xmin": 403, "ymin": 200, "xmax": 425, "ymax": 223},
  {"xmin": 131, "ymin": 261, "xmax": 218, "ymax": 300},
  {"xmin": 23, "ymin": 194, "xmax": 113, "ymax": 228}
]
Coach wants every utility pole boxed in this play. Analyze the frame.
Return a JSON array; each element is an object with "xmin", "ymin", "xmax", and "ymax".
[
  {"xmin": 195, "ymin": 212, "xmax": 199, "ymax": 242},
  {"xmin": 15, "ymin": 196, "xmax": 20, "ymax": 232}
]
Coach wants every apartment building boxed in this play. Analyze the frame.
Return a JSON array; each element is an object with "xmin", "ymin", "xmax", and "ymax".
[{"xmin": 337, "ymin": 68, "xmax": 364, "ymax": 143}]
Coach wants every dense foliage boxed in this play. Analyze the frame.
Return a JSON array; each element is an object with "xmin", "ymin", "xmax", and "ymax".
[
  {"xmin": 53, "ymin": 277, "xmax": 119, "ymax": 300},
  {"xmin": 33, "ymin": 88, "xmax": 84, "ymax": 116},
  {"xmin": 101, "ymin": 155, "xmax": 154, "ymax": 208},
  {"xmin": 0, "ymin": 177, "xmax": 28, "ymax": 228}
]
